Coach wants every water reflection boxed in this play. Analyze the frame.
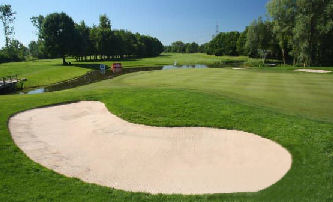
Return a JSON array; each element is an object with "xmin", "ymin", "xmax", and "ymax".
[{"xmin": 162, "ymin": 64, "xmax": 208, "ymax": 70}]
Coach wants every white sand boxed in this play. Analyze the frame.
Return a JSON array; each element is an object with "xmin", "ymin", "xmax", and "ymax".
[
  {"xmin": 9, "ymin": 101, "xmax": 292, "ymax": 194},
  {"xmin": 295, "ymin": 69, "xmax": 332, "ymax": 73},
  {"xmin": 232, "ymin": 68, "xmax": 245, "ymax": 70}
]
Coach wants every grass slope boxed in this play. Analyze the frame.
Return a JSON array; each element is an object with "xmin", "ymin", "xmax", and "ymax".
[
  {"xmin": 0, "ymin": 68, "xmax": 332, "ymax": 201},
  {"xmin": 0, "ymin": 59, "xmax": 91, "ymax": 88}
]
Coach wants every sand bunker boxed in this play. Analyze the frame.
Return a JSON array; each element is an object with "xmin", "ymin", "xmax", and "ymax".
[
  {"xmin": 9, "ymin": 101, "xmax": 291, "ymax": 194},
  {"xmin": 295, "ymin": 69, "xmax": 332, "ymax": 73},
  {"xmin": 232, "ymin": 67, "xmax": 245, "ymax": 70}
]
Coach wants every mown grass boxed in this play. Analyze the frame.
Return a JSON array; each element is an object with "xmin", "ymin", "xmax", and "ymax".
[
  {"xmin": 0, "ymin": 67, "xmax": 332, "ymax": 201},
  {"xmin": 2, "ymin": 53, "xmax": 331, "ymax": 90},
  {"xmin": 0, "ymin": 53, "xmax": 252, "ymax": 88},
  {"xmin": 113, "ymin": 68, "xmax": 333, "ymax": 123}
]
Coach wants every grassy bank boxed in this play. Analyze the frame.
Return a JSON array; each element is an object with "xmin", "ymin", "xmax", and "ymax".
[
  {"xmin": 0, "ymin": 67, "xmax": 332, "ymax": 201},
  {"xmin": 0, "ymin": 59, "xmax": 91, "ymax": 88}
]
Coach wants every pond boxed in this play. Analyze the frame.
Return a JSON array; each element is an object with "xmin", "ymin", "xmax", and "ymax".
[
  {"xmin": 18, "ymin": 64, "xmax": 211, "ymax": 95},
  {"xmin": 162, "ymin": 64, "xmax": 208, "ymax": 70}
]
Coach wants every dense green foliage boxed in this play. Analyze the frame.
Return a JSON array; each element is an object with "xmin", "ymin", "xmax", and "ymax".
[
  {"xmin": 164, "ymin": 41, "xmax": 205, "ymax": 53},
  {"xmin": 41, "ymin": 13, "xmax": 76, "ymax": 64},
  {"xmin": 245, "ymin": 18, "xmax": 280, "ymax": 63},
  {"xmin": 1, "ymin": 4, "xmax": 163, "ymax": 64},
  {"xmin": 0, "ymin": 68, "xmax": 332, "ymax": 201},
  {"xmin": 38, "ymin": 13, "xmax": 163, "ymax": 64},
  {"xmin": 267, "ymin": 0, "xmax": 333, "ymax": 66},
  {"xmin": 207, "ymin": 32, "xmax": 240, "ymax": 56},
  {"xmin": 206, "ymin": 0, "xmax": 333, "ymax": 66}
]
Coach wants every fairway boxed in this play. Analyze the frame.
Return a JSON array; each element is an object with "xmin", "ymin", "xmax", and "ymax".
[{"xmin": 1, "ymin": 67, "xmax": 333, "ymax": 201}]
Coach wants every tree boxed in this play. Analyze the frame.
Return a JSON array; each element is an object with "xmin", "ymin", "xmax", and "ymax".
[
  {"xmin": 185, "ymin": 42, "xmax": 199, "ymax": 53},
  {"xmin": 73, "ymin": 21, "xmax": 91, "ymax": 61},
  {"xmin": 95, "ymin": 15, "xmax": 112, "ymax": 60},
  {"xmin": 245, "ymin": 18, "xmax": 276, "ymax": 63},
  {"xmin": 0, "ymin": 4, "xmax": 16, "ymax": 49},
  {"xmin": 99, "ymin": 14, "xmax": 111, "ymax": 29},
  {"xmin": 171, "ymin": 41, "xmax": 185, "ymax": 53},
  {"xmin": 28, "ymin": 41, "xmax": 39, "ymax": 58},
  {"xmin": 7, "ymin": 39, "xmax": 28, "ymax": 60},
  {"xmin": 30, "ymin": 15, "xmax": 45, "ymax": 39},
  {"xmin": 267, "ymin": 0, "xmax": 296, "ymax": 65},
  {"xmin": 236, "ymin": 28, "xmax": 248, "ymax": 56},
  {"xmin": 267, "ymin": 0, "xmax": 333, "ymax": 66},
  {"xmin": 29, "ymin": 15, "xmax": 47, "ymax": 59},
  {"xmin": 207, "ymin": 32, "xmax": 240, "ymax": 56},
  {"xmin": 41, "ymin": 12, "xmax": 76, "ymax": 65}
]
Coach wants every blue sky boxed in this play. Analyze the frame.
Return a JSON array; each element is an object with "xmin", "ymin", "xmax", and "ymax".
[{"xmin": 0, "ymin": 0, "xmax": 269, "ymax": 46}]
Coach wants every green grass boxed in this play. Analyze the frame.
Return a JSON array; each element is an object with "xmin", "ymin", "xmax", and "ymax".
[
  {"xmin": 0, "ymin": 59, "xmax": 91, "ymax": 88},
  {"xmin": 113, "ymin": 68, "xmax": 333, "ymax": 123},
  {"xmin": 0, "ymin": 53, "xmax": 252, "ymax": 89},
  {"xmin": 0, "ymin": 66, "xmax": 333, "ymax": 201},
  {"xmin": 3, "ymin": 53, "xmax": 330, "ymax": 90}
]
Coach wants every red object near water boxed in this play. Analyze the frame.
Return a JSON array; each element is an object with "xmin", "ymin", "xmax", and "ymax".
[{"xmin": 112, "ymin": 63, "xmax": 123, "ymax": 73}]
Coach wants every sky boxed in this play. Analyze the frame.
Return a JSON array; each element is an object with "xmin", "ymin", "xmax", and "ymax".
[{"xmin": 0, "ymin": 0, "xmax": 269, "ymax": 47}]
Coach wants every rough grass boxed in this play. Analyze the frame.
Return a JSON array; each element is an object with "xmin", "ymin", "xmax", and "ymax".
[{"xmin": 0, "ymin": 68, "xmax": 332, "ymax": 201}]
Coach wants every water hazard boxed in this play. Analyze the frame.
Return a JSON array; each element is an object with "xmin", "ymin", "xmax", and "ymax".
[{"xmin": 18, "ymin": 64, "xmax": 212, "ymax": 95}]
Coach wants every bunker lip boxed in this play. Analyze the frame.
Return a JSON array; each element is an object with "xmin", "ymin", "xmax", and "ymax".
[{"xmin": 9, "ymin": 101, "xmax": 292, "ymax": 195}]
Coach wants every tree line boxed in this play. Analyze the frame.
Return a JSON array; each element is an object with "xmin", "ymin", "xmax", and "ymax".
[
  {"xmin": 207, "ymin": 0, "xmax": 333, "ymax": 66},
  {"xmin": 0, "ymin": 4, "xmax": 164, "ymax": 64},
  {"xmin": 31, "ymin": 13, "xmax": 164, "ymax": 64},
  {"xmin": 167, "ymin": 0, "xmax": 333, "ymax": 66},
  {"xmin": 164, "ymin": 41, "xmax": 206, "ymax": 53}
]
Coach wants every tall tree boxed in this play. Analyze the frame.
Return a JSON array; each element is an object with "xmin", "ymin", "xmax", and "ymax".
[
  {"xmin": 246, "ymin": 18, "xmax": 276, "ymax": 63},
  {"xmin": 0, "ymin": 4, "xmax": 16, "ymax": 48},
  {"xmin": 74, "ymin": 21, "xmax": 91, "ymax": 61},
  {"xmin": 236, "ymin": 28, "xmax": 248, "ymax": 56},
  {"xmin": 99, "ymin": 14, "xmax": 111, "ymax": 29},
  {"xmin": 30, "ymin": 15, "xmax": 45, "ymax": 39},
  {"xmin": 41, "ymin": 12, "xmax": 76, "ymax": 65},
  {"xmin": 208, "ymin": 32, "xmax": 240, "ymax": 56},
  {"xmin": 267, "ymin": 0, "xmax": 296, "ymax": 65}
]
